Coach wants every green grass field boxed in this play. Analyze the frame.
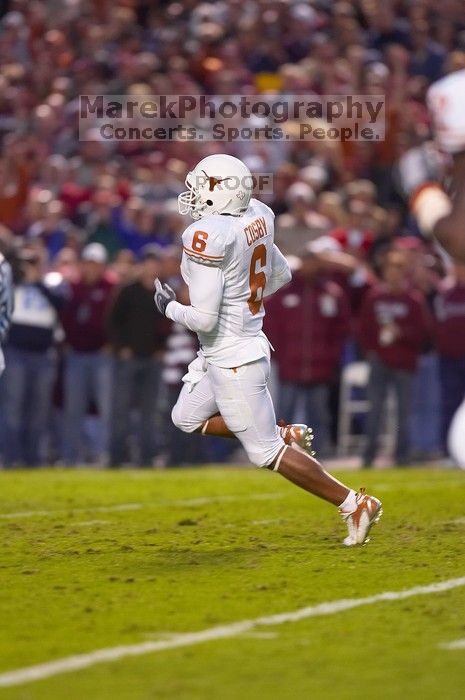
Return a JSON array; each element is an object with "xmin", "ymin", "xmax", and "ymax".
[{"xmin": 1, "ymin": 466, "xmax": 465, "ymax": 699}]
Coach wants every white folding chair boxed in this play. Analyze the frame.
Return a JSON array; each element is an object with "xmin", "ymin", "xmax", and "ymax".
[{"xmin": 337, "ymin": 361, "xmax": 397, "ymax": 457}]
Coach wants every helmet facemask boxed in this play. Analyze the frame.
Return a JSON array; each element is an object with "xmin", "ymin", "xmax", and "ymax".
[
  {"xmin": 178, "ymin": 172, "xmax": 206, "ymax": 220},
  {"xmin": 177, "ymin": 164, "xmax": 252, "ymax": 220}
]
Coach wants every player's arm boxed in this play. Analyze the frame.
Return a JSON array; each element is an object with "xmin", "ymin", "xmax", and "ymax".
[
  {"xmin": 432, "ymin": 152, "xmax": 465, "ymax": 262},
  {"xmin": 164, "ymin": 262, "xmax": 224, "ymax": 333},
  {"xmin": 154, "ymin": 227, "xmax": 225, "ymax": 332},
  {"xmin": 417, "ymin": 70, "xmax": 465, "ymax": 262},
  {"xmin": 409, "ymin": 153, "xmax": 465, "ymax": 263},
  {"xmin": 264, "ymin": 244, "xmax": 292, "ymax": 297}
]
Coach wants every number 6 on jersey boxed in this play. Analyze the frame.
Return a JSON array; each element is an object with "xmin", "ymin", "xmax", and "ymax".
[{"xmin": 248, "ymin": 243, "xmax": 267, "ymax": 315}]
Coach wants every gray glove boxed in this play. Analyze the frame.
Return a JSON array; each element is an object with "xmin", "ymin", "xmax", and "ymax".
[{"xmin": 154, "ymin": 278, "xmax": 176, "ymax": 315}]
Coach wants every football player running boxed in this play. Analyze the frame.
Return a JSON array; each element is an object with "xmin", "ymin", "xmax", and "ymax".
[
  {"xmin": 410, "ymin": 67, "xmax": 465, "ymax": 261},
  {"xmin": 154, "ymin": 154, "xmax": 382, "ymax": 546}
]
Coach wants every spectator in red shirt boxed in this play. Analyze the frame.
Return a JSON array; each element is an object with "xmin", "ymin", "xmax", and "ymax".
[
  {"xmin": 0, "ymin": 152, "xmax": 29, "ymax": 233},
  {"xmin": 434, "ymin": 263, "xmax": 465, "ymax": 452},
  {"xmin": 329, "ymin": 200, "xmax": 375, "ymax": 260},
  {"xmin": 358, "ymin": 250, "xmax": 432, "ymax": 466},
  {"xmin": 265, "ymin": 243, "xmax": 350, "ymax": 455},
  {"xmin": 274, "ymin": 183, "xmax": 330, "ymax": 256},
  {"xmin": 60, "ymin": 243, "xmax": 115, "ymax": 465}
]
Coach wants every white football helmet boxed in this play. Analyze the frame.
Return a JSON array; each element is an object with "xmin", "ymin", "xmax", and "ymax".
[
  {"xmin": 178, "ymin": 154, "xmax": 253, "ymax": 220},
  {"xmin": 427, "ymin": 68, "xmax": 465, "ymax": 154}
]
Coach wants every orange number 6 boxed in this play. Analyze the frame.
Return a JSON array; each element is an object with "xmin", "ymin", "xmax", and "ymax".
[
  {"xmin": 248, "ymin": 244, "xmax": 267, "ymax": 315},
  {"xmin": 192, "ymin": 230, "xmax": 208, "ymax": 252}
]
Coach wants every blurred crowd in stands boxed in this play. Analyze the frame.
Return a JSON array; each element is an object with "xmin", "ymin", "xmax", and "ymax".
[{"xmin": 0, "ymin": 0, "xmax": 465, "ymax": 467}]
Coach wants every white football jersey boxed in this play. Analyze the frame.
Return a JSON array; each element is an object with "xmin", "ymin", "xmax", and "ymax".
[
  {"xmin": 427, "ymin": 69, "xmax": 465, "ymax": 154},
  {"xmin": 180, "ymin": 198, "xmax": 280, "ymax": 367}
]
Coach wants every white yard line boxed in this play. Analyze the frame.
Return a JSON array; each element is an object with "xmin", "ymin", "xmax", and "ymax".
[
  {"xmin": 0, "ymin": 503, "xmax": 142, "ymax": 519},
  {"xmin": 170, "ymin": 493, "xmax": 283, "ymax": 507},
  {"xmin": 225, "ymin": 518, "xmax": 284, "ymax": 529},
  {"xmin": 446, "ymin": 517, "xmax": 465, "ymax": 525},
  {"xmin": 0, "ymin": 576, "xmax": 464, "ymax": 688},
  {"xmin": 374, "ymin": 480, "xmax": 465, "ymax": 493},
  {"xmin": 440, "ymin": 638, "xmax": 465, "ymax": 650},
  {"xmin": 0, "ymin": 493, "xmax": 283, "ymax": 520}
]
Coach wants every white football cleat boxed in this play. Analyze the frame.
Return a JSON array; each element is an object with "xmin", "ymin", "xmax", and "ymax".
[
  {"xmin": 340, "ymin": 488, "xmax": 383, "ymax": 546},
  {"xmin": 279, "ymin": 423, "xmax": 315, "ymax": 456}
]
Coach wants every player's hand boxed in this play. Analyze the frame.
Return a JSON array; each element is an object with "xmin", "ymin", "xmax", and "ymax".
[{"xmin": 154, "ymin": 278, "xmax": 176, "ymax": 315}]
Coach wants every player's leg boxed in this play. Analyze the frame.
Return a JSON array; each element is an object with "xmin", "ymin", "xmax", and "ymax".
[
  {"xmin": 171, "ymin": 373, "xmax": 219, "ymax": 435},
  {"xmin": 207, "ymin": 359, "xmax": 349, "ymax": 504},
  {"xmin": 199, "ymin": 413, "xmax": 313, "ymax": 452},
  {"xmin": 274, "ymin": 446, "xmax": 348, "ymax": 505},
  {"xmin": 197, "ymin": 409, "xmax": 382, "ymax": 544},
  {"xmin": 197, "ymin": 413, "xmax": 233, "ymax": 437},
  {"xmin": 170, "ymin": 361, "xmax": 285, "ymax": 441},
  {"xmin": 207, "ymin": 357, "xmax": 382, "ymax": 545},
  {"xmin": 274, "ymin": 446, "xmax": 382, "ymax": 546}
]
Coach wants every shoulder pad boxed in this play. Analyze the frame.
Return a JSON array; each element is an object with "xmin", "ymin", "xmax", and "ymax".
[
  {"xmin": 182, "ymin": 221, "xmax": 228, "ymax": 267},
  {"xmin": 250, "ymin": 198, "xmax": 275, "ymax": 220}
]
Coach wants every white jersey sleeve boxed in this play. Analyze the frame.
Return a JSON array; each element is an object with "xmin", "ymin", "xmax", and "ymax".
[
  {"xmin": 264, "ymin": 244, "xmax": 292, "ymax": 297},
  {"xmin": 166, "ymin": 265, "xmax": 224, "ymax": 334},
  {"xmin": 166, "ymin": 219, "xmax": 231, "ymax": 333},
  {"xmin": 181, "ymin": 222, "xmax": 228, "ymax": 268}
]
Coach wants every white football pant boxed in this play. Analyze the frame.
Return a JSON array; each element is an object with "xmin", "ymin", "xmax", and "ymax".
[{"xmin": 172, "ymin": 355, "xmax": 285, "ymax": 467}]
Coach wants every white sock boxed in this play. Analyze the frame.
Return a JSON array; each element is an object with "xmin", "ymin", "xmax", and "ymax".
[{"xmin": 338, "ymin": 489, "xmax": 357, "ymax": 512}]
